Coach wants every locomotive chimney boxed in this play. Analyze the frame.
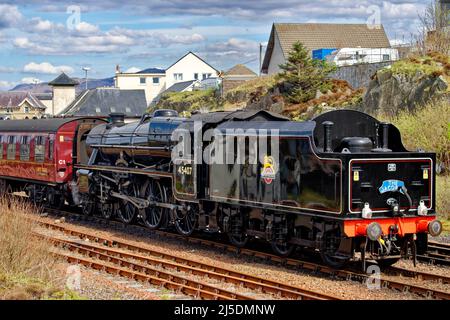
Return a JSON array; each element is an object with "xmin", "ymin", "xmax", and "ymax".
[
  {"xmin": 381, "ymin": 122, "xmax": 390, "ymax": 150},
  {"xmin": 109, "ymin": 113, "xmax": 125, "ymax": 126},
  {"xmin": 322, "ymin": 121, "xmax": 334, "ymax": 153}
]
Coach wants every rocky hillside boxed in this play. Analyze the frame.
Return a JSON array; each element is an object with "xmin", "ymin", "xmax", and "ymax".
[{"xmin": 362, "ymin": 52, "xmax": 449, "ymax": 115}]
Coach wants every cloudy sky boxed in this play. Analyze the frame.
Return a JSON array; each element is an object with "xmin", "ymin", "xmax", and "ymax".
[{"xmin": 0, "ymin": 0, "xmax": 430, "ymax": 90}]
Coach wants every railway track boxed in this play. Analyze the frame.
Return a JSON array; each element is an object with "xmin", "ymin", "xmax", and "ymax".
[
  {"xmin": 32, "ymin": 213, "xmax": 450, "ymax": 300},
  {"xmin": 34, "ymin": 220, "xmax": 336, "ymax": 300},
  {"xmin": 417, "ymin": 241, "xmax": 450, "ymax": 266},
  {"xmin": 387, "ymin": 266, "xmax": 450, "ymax": 284}
]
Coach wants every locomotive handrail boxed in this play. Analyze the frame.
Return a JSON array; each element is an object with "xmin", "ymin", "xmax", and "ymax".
[
  {"xmin": 90, "ymin": 144, "xmax": 171, "ymax": 151},
  {"xmin": 87, "ymin": 132, "xmax": 173, "ymax": 138}
]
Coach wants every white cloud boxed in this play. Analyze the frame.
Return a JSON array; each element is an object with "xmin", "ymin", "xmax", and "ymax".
[
  {"xmin": 74, "ymin": 21, "xmax": 100, "ymax": 34},
  {"xmin": 0, "ymin": 66, "xmax": 15, "ymax": 73},
  {"xmin": 13, "ymin": 37, "xmax": 32, "ymax": 48},
  {"xmin": 124, "ymin": 67, "xmax": 141, "ymax": 73},
  {"xmin": 32, "ymin": 17, "xmax": 55, "ymax": 32},
  {"xmin": 23, "ymin": 62, "xmax": 74, "ymax": 74},
  {"xmin": 0, "ymin": 5, "xmax": 22, "ymax": 29},
  {"xmin": 112, "ymin": 28, "xmax": 206, "ymax": 47},
  {"xmin": 0, "ymin": 80, "xmax": 16, "ymax": 90},
  {"xmin": 21, "ymin": 77, "xmax": 42, "ymax": 84}
]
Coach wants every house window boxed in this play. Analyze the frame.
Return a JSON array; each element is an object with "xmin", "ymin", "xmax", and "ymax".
[
  {"xmin": 0, "ymin": 135, "xmax": 3, "ymax": 159},
  {"xmin": 194, "ymin": 73, "xmax": 199, "ymax": 80},
  {"xmin": 383, "ymin": 54, "xmax": 390, "ymax": 61},
  {"xmin": 7, "ymin": 136, "xmax": 16, "ymax": 160},
  {"xmin": 140, "ymin": 77, "xmax": 146, "ymax": 85},
  {"xmin": 202, "ymin": 73, "xmax": 212, "ymax": 80},
  {"xmin": 174, "ymin": 73, "xmax": 183, "ymax": 81},
  {"xmin": 34, "ymin": 136, "xmax": 45, "ymax": 163},
  {"xmin": 24, "ymin": 106, "xmax": 29, "ymax": 113},
  {"xmin": 153, "ymin": 77, "xmax": 160, "ymax": 85},
  {"xmin": 20, "ymin": 136, "xmax": 30, "ymax": 161}
]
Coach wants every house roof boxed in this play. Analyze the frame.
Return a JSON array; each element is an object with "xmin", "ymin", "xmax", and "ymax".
[
  {"xmin": 166, "ymin": 51, "xmax": 219, "ymax": 73},
  {"xmin": 0, "ymin": 91, "xmax": 46, "ymax": 110},
  {"xmin": 165, "ymin": 80, "xmax": 199, "ymax": 93},
  {"xmin": 136, "ymin": 68, "xmax": 165, "ymax": 74},
  {"xmin": 224, "ymin": 64, "xmax": 257, "ymax": 76},
  {"xmin": 48, "ymin": 72, "xmax": 79, "ymax": 86},
  {"xmin": 262, "ymin": 23, "xmax": 391, "ymax": 73},
  {"xmin": 34, "ymin": 92, "xmax": 53, "ymax": 100},
  {"xmin": 59, "ymin": 88, "xmax": 147, "ymax": 117}
]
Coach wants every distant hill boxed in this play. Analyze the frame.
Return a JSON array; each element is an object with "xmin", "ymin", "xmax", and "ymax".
[{"xmin": 10, "ymin": 77, "xmax": 115, "ymax": 93}]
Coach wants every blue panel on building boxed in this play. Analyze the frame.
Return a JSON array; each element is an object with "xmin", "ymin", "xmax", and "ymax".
[{"xmin": 312, "ymin": 48, "xmax": 337, "ymax": 60}]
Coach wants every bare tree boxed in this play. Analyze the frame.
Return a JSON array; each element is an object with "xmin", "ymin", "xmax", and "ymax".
[{"xmin": 416, "ymin": 0, "xmax": 449, "ymax": 55}]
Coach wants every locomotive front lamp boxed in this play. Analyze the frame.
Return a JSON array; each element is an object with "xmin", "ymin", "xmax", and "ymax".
[
  {"xmin": 361, "ymin": 202, "xmax": 372, "ymax": 219},
  {"xmin": 417, "ymin": 200, "xmax": 428, "ymax": 216},
  {"xmin": 428, "ymin": 220, "xmax": 442, "ymax": 237},
  {"xmin": 366, "ymin": 222, "xmax": 382, "ymax": 241}
]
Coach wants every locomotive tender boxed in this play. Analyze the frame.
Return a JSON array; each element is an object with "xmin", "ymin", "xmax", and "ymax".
[{"xmin": 0, "ymin": 109, "xmax": 442, "ymax": 268}]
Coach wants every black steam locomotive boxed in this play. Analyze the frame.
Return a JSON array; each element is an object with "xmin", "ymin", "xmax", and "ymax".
[{"xmin": 72, "ymin": 109, "xmax": 441, "ymax": 268}]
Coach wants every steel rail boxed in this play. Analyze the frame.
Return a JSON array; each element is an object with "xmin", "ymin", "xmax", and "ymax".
[
  {"xmin": 47, "ymin": 234, "xmax": 333, "ymax": 300},
  {"xmin": 33, "ymin": 215, "xmax": 450, "ymax": 300},
  {"xmin": 387, "ymin": 266, "xmax": 450, "ymax": 284},
  {"xmin": 55, "ymin": 251, "xmax": 236, "ymax": 300}
]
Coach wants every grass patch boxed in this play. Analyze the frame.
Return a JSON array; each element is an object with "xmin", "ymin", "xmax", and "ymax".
[
  {"xmin": 226, "ymin": 75, "xmax": 277, "ymax": 96},
  {"xmin": 377, "ymin": 98, "xmax": 450, "ymax": 169},
  {"xmin": 387, "ymin": 52, "xmax": 450, "ymax": 92},
  {"xmin": 0, "ymin": 198, "xmax": 82, "ymax": 300},
  {"xmin": 152, "ymin": 88, "xmax": 223, "ymax": 114},
  {"xmin": 436, "ymin": 175, "xmax": 450, "ymax": 234}
]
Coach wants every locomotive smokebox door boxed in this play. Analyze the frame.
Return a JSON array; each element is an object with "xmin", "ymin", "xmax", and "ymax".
[{"xmin": 174, "ymin": 158, "xmax": 196, "ymax": 200}]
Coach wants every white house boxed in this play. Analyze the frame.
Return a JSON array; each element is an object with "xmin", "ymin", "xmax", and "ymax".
[
  {"xmin": 115, "ymin": 52, "xmax": 219, "ymax": 105},
  {"xmin": 115, "ymin": 67, "xmax": 166, "ymax": 105},
  {"xmin": 165, "ymin": 52, "xmax": 219, "ymax": 92}
]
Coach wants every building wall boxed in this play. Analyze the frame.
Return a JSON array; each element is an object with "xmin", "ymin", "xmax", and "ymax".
[
  {"xmin": 115, "ymin": 73, "xmax": 166, "ymax": 105},
  {"xmin": 52, "ymin": 86, "xmax": 76, "ymax": 115},
  {"xmin": 330, "ymin": 61, "xmax": 394, "ymax": 89},
  {"xmin": 39, "ymin": 99, "xmax": 52, "ymax": 112},
  {"xmin": 165, "ymin": 53, "xmax": 218, "ymax": 90},
  {"xmin": 267, "ymin": 32, "xmax": 286, "ymax": 75}
]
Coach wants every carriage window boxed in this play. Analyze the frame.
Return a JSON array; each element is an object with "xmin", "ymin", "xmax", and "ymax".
[
  {"xmin": 34, "ymin": 136, "xmax": 45, "ymax": 163},
  {"xmin": 20, "ymin": 136, "xmax": 30, "ymax": 161},
  {"xmin": 48, "ymin": 137, "xmax": 54, "ymax": 160},
  {"xmin": 7, "ymin": 136, "xmax": 16, "ymax": 160}
]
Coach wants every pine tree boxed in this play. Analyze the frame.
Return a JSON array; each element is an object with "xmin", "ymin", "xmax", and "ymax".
[{"xmin": 277, "ymin": 42, "xmax": 336, "ymax": 104}]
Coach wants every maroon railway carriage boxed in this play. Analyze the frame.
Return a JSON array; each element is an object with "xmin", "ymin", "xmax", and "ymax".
[{"xmin": 0, "ymin": 117, "xmax": 105, "ymax": 206}]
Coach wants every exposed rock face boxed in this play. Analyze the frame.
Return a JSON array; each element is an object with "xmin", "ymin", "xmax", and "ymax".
[{"xmin": 362, "ymin": 70, "xmax": 448, "ymax": 115}]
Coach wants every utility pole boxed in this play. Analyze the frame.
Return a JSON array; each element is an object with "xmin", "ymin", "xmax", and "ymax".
[
  {"xmin": 259, "ymin": 43, "xmax": 263, "ymax": 76},
  {"xmin": 82, "ymin": 67, "xmax": 91, "ymax": 91}
]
